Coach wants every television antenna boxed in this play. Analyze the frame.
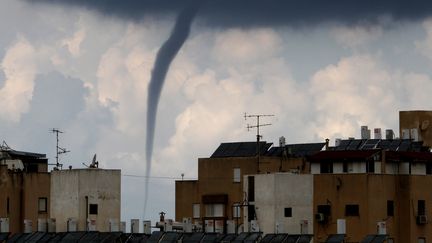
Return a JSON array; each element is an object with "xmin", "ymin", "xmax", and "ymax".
[
  {"xmin": 51, "ymin": 128, "xmax": 70, "ymax": 170},
  {"xmin": 244, "ymin": 113, "xmax": 274, "ymax": 173}
]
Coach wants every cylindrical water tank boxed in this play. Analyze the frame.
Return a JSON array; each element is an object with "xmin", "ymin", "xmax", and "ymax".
[
  {"xmin": 24, "ymin": 219, "xmax": 33, "ymax": 233},
  {"xmin": 143, "ymin": 220, "xmax": 151, "ymax": 234},
  {"xmin": 131, "ymin": 219, "xmax": 139, "ymax": 233},
  {"xmin": 37, "ymin": 218, "xmax": 47, "ymax": 232}
]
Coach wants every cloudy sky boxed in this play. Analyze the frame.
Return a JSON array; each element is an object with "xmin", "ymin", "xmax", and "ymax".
[{"xmin": 2, "ymin": 0, "xmax": 432, "ymax": 227}]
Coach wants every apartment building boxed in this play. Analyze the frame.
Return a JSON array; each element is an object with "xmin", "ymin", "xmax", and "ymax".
[
  {"xmin": 243, "ymin": 138, "xmax": 432, "ymax": 243},
  {"xmin": 0, "ymin": 144, "xmax": 121, "ymax": 234},
  {"xmin": 0, "ymin": 145, "xmax": 50, "ymax": 234},
  {"xmin": 175, "ymin": 141, "xmax": 325, "ymax": 233}
]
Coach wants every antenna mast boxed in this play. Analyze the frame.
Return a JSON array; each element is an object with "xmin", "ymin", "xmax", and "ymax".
[
  {"xmin": 51, "ymin": 128, "xmax": 70, "ymax": 170},
  {"xmin": 244, "ymin": 113, "xmax": 274, "ymax": 173}
]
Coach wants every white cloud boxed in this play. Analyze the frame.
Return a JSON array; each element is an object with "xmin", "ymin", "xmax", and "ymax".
[
  {"xmin": 212, "ymin": 28, "xmax": 282, "ymax": 63},
  {"xmin": 0, "ymin": 38, "xmax": 37, "ymax": 122},
  {"xmin": 62, "ymin": 28, "xmax": 86, "ymax": 57},
  {"xmin": 309, "ymin": 55, "xmax": 396, "ymax": 139}
]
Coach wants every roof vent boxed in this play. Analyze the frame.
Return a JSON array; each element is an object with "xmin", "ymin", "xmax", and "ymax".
[{"xmin": 279, "ymin": 136, "xmax": 286, "ymax": 147}]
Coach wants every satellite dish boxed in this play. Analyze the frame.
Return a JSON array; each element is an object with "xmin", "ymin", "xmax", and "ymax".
[{"xmin": 90, "ymin": 154, "xmax": 99, "ymax": 168}]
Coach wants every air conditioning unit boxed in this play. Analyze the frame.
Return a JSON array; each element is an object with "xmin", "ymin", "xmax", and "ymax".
[
  {"xmin": 417, "ymin": 215, "xmax": 428, "ymax": 225},
  {"xmin": 315, "ymin": 213, "xmax": 326, "ymax": 223}
]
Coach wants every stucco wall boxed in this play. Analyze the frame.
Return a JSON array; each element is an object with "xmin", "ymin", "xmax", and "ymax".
[
  {"xmin": 50, "ymin": 169, "xmax": 120, "ymax": 232},
  {"xmin": 250, "ymin": 173, "xmax": 313, "ymax": 234}
]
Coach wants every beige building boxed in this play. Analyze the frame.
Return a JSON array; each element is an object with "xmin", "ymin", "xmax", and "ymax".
[
  {"xmin": 0, "ymin": 148, "xmax": 50, "ymax": 234},
  {"xmin": 0, "ymin": 144, "xmax": 122, "ymax": 234},
  {"xmin": 50, "ymin": 168, "xmax": 121, "ymax": 232},
  {"xmin": 175, "ymin": 141, "xmax": 325, "ymax": 232}
]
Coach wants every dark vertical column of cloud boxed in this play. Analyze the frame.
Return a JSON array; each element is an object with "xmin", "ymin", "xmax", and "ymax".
[{"xmin": 144, "ymin": 2, "xmax": 199, "ymax": 217}]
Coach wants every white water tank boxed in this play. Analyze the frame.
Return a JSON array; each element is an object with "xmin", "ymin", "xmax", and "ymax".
[
  {"xmin": 361, "ymin": 126, "xmax": 371, "ymax": 139},
  {"xmin": 335, "ymin": 138, "xmax": 342, "ymax": 147},
  {"xmin": 226, "ymin": 220, "xmax": 235, "ymax": 234},
  {"xmin": 47, "ymin": 219, "xmax": 56, "ymax": 233},
  {"xmin": 67, "ymin": 218, "xmax": 77, "ymax": 232},
  {"xmin": 374, "ymin": 128, "xmax": 382, "ymax": 139},
  {"xmin": 0, "ymin": 218, "xmax": 9, "ymax": 232},
  {"xmin": 279, "ymin": 136, "xmax": 286, "ymax": 147},
  {"xmin": 37, "ymin": 218, "xmax": 47, "ymax": 232},
  {"xmin": 386, "ymin": 129, "xmax": 394, "ymax": 140},
  {"xmin": 205, "ymin": 220, "xmax": 214, "ymax": 233},
  {"xmin": 250, "ymin": 220, "xmax": 259, "ymax": 232},
  {"xmin": 165, "ymin": 219, "xmax": 173, "ymax": 231},
  {"xmin": 337, "ymin": 219, "xmax": 346, "ymax": 234},
  {"xmin": 120, "ymin": 221, "xmax": 126, "ymax": 233},
  {"xmin": 411, "ymin": 128, "xmax": 420, "ymax": 141},
  {"xmin": 109, "ymin": 219, "xmax": 119, "ymax": 232},
  {"xmin": 275, "ymin": 222, "xmax": 283, "ymax": 234},
  {"xmin": 88, "ymin": 219, "xmax": 97, "ymax": 231},
  {"xmin": 24, "ymin": 219, "xmax": 33, "ymax": 233},
  {"xmin": 143, "ymin": 220, "xmax": 151, "ymax": 234},
  {"xmin": 131, "ymin": 219, "xmax": 139, "ymax": 233},
  {"xmin": 300, "ymin": 220, "xmax": 309, "ymax": 234},
  {"xmin": 402, "ymin": 129, "xmax": 410, "ymax": 139},
  {"xmin": 182, "ymin": 218, "xmax": 192, "ymax": 233},
  {"xmin": 377, "ymin": 221, "xmax": 386, "ymax": 235}
]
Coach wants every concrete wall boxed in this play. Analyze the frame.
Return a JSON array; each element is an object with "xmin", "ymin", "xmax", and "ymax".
[
  {"xmin": 246, "ymin": 173, "xmax": 313, "ymax": 235},
  {"xmin": 50, "ymin": 169, "xmax": 120, "ymax": 232}
]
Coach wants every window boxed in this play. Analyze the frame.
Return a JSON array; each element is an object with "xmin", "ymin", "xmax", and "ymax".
[
  {"xmin": 418, "ymin": 237, "xmax": 426, "ymax": 243},
  {"xmin": 345, "ymin": 204, "xmax": 359, "ymax": 216},
  {"xmin": 7, "ymin": 197, "xmax": 10, "ymax": 214},
  {"xmin": 233, "ymin": 168, "xmax": 241, "ymax": 183},
  {"xmin": 248, "ymin": 205, "xmax": 256, "ymax": 221},
  {"xmin": 284, "ymin": 208, "xmax": 292, "ymax": 217},
  {"xmin": 317, "ymin": 205, "xmax": 331, "ymax": 217},
  {"xmin": 205, "ymin": 204, "xmax": 224, "ymax": 217},
  {"xmin": 248, "ymin": 176, "xmax": 255, "ymax": 202},
  {"xmin": 26, "ymin": 163, "xmax": 38, "ymax": 172},
  {"xmin": 89, "ymin": 204, "xmax": 98, "ymax": 215},
  {"xmin": 343, "ymin": 162, "xmax": 348, "ymax": 173},
  {"xmin": 387, "ymin": 200, "xmax": 394, "ymax": 217},
  {"xmin": 233, "ymin": 203, "xmax": 241, "ymax": 218},
  {"xmin": 38, "ymin": 197, "xmax": 47, "ymax": 213},
  {"xmin": 193, "ymin": 204, "xmax": 200, "ymax": 219},
  {"xmin": 320, "ymin": 163, "xmax": 333, "ymax": 173},
  {"xmin": 367, "ymin": 160, "xmax": 375, "ymax": 173},
  {"xmin": 418, "ymin": 200, "xmax": 426, "ymax": 216}
]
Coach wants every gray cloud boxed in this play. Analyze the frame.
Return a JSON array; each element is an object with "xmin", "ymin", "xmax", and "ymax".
[
  {"xmin": 25, "ymin": 0, "xmax": 432, "ymax": 26},
  {"xmin": 0, "ymin": 70, "xmax": 5, "ymax": 89}
]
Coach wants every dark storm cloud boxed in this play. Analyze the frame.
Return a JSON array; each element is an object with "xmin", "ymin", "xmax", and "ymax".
[{"xmin": 26, "ymin": 0, "xmax": 432, "ymax": 26}]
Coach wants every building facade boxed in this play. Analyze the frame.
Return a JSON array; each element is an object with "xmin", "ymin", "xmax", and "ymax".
[
  {"xmin": 50, "ymin": 169, "xmax": 121, "ymax": 232},
  {"xmin": 0, "ymin": 148, "xmax": 50, "ymax": 234},
  {"xmin": 0, "ymin": 144, "xmax": 121, "ymax": 234},
  {"xmin": 175, "ymin": 141, "xmax": 325, "ymax": 233}
]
